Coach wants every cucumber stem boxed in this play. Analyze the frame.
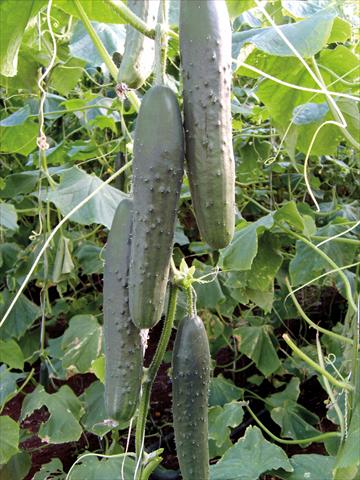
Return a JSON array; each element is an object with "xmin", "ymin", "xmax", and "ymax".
[
  {"xmin": 155, "ymin": 0, "xmax": 169, "ymax": 86},
  {"xmin": 135, "ymin": 283, "xmax": 178, "ymax": 479},
  {"xmin": 73, "ymin": 0, "xmax": 140, "ymax": 112}
]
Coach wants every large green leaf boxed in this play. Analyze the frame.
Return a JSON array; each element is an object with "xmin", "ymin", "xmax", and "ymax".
[
  {"xmin": 21, "ymin": 385, "xmax": 84, "ymax": 443},
  {"xmin": 40, "ymin": 167, "xmax": 127, "ymax": 229},
  {"xmin": 55, "ymin": 0, "xmax": 127, "ymax": 23},
  {"xmin": 0, "ymin": 366, "xmax": 24, "ymax": 405},
  {"xmin": 0, "ymin": 416, "xmax": 19, "ymax": 464},
  {"xmin": 0, "ymin": 290, "xmax": 41, "ymax": 340},
  {"xmin": 289, "ymin": 223, "xmax": 358, "ymax": 286},
  {"xmin": 275, "ymin": 453, "xmax": 336, "ymax": 480},
  {"xmin": 80, "ymin": 381, "xmax": 113, "ymax": 437},
  {"xmin": 0, "ymin": 0, "xmax": 45, "ymax": 77},
  {"xmin": 219, "ymin": 214, "xmax": 274, "ymax": 271},
  {"xmin": 210, "ymin": 426, "xmax": 292, "ymax": 480},
  {"xmin": 234, "ymin": 324, "xmax": 281, "ymax": 376},
  {"xmin": 0, "ymin": 119, "xmax": 38, "ymax": 155},
  {"xmin": 0, "ymin": 203, "xmax": 18, "ymax": 230},
  {"xmin": 32, "ymin": 459, "xmax": 65, "ymax": 480},
  {"xmin": 266, "ymin": 378, "xmax": 321, "ymax": 440},
  {"xmin": 233, "ymin": 8, "xmax": 336, "ymax": 58},
  {"xmin": 226, "ymin": 0, "xmax": 255, "ymax": 18},
  {"xmin": 69, "ymin": 455, "xmax": 136, "ymax": 480},
  {"xmin": 282, "ymin": 0, "xmax": 331, "ymax": 18},
  {"xmin": 209, "ymin": 375, "xmax": 243, "ymax": 407},
  {"xmin": 0, "ymin": 339, "xmax": 24, "ymax": 370},
  {"xmin": 0, "ymin": 451, "xmax": 31, "ymax": 480},
  {"xmin": 69, "ymin": 20, "xmax": 126, "ymax": 67},
  {"xmin": 0, "ymin": 171, "xmax": 38, "ymax": 198},
  {"xmin": 209, "ymin": 402, "xmax": 244, "ymax": 448},
  {"xmin": 193, "ymin": 260, "xmax": 226, "ymax": 309},
  {"xmin": 61, "ymin": 315, "xmax": 102, "ymax": 374}
]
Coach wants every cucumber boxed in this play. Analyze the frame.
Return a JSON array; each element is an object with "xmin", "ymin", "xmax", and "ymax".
[
  {"xmin": 118, "ymin": 0, "xmax": 159, "ymax": 89},
  {"xmin": 172, "ymin": 315, "xmax": 210, "ymax": 480},
  {"xmin": 129, "ymin": 86, "xmax": 184, "ymax": 329},
  {"xmin": 180, "ymin": 0, "xmax": 235, "ymax": 249},
  {"xmin": 103, "ymin": 198, "xmax": 143, "ymax": 423}
]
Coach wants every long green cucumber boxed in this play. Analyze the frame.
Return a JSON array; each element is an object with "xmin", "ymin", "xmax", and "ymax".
[
  {"xmin": 129, "ymin": 85, "xmax": 184, "ymax": 329},
  {"xmin": 103, "ymin": 198, "xmax": 143, "ymax": 423},
  {"xmin": 172, "ymin": 315, "xmax": 210, "ymax": 480},
  {"xmin": 180, "ymin": 0, "xmax": 235, "ymax": 249},
  {"xmin": 118, "ymin": 0, "xmax": 159, "ymax": 89}
]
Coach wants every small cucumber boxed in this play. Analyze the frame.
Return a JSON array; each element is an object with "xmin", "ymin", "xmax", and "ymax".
[
  {"xmin": 118, "ymin": 0, "xmax": 159, "ymax": 89},
  {"xmin": 103, "ymin": 198, "xmax": 143, "ymax": 423},
  {"xmin": 180, "ymin": 0, "xmax": 235, "ymax": 249},
  {"xmin": 129, "ymin": 86, "xmax": 184, "ymax": 329},
  {"xmin": 172, "ymin": 315, "xmax": 210, "ymax": 480}
]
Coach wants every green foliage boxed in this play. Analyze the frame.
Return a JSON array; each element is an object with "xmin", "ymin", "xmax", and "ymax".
[
  {"xmin": 210, "ymin": 426, "xmax": 293, "ymax": 480},
  {"xmin": 0, "ymin": 1, "xmax": 358, "ymax": 478}
]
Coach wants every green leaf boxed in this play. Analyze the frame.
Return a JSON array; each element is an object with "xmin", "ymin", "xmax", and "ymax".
[
  {"xmin": 69, "ymin": 455, "xmax": 136, "ymax": 480},
  {"xmin": 275, "ymin": 453, "xmax": 336, "ymax": 480},
  {"xmin": 209, "ymin": 375, "xmax": 243, "ymax": 407},
  {"xmin": 0, "ymin": 451, "xmax": 31, "ymax": 480},
  {"xmin": 234, "ymin": 324, "xmax": 281, "ymax": 376},
  {"xmin": 0, "ymin": 290, "xmax": 41, "ymax": 340},
  {"xmin": 210, "ymin": 426, "xmax": 292, "ymax": 480},
  {"xmin": 266, "ymin": 378, "xmax": 321, "ymax": 440},
  {"xmin": 209, "ymin": 402, "xmax": 244, "ymax": 447},
  {"xmin": 69, "ymin": 21, "xmax": 126, "ymax": 67},
  {"xmin": 328, "ymin": 17, "xmax": 352, "ymax": 43},
  {"xmin": 74, "ymin": 243, "xmax": 104, "ymax": 275},
  {"xmin": 289, "ymin": 223, "xmax": 358, "ymax": 286},
  {"xmin": 0, "ymin": 172, "xmax": 38, "ymax": 198},
  {"xmin": 282, "ymin": 0, "xmax": 330, "ymax": 18},
  {"xmin": 49, "ymin": 57, "xmax": 86, "ymax": 96},
  {"xmin": 0, "ymin": 339, "xmax": 24, "ymax": 370},
  {"xmin": 55, "ymin": 0, "xmax": 127, "ymax": 23},
  {"xmin": 0, "ymin": 0, "xmax": 45, "ymax": 76},
  {"xmin": 90, "ymin": 355, "xmax": 105, "ymax": 383},
  {"xmin": 274, "ymin": 201, "xmax": 305, "ymax": 231},
  {"xmin": 0, "ymin": 105, "xmax": 31, "ymax": 126},
  {"xmin": 0, "ymin": 203, "xmax": 18, "ymax": 230},
  {"xmin": 80, "ymin": 381, "xmax": 112, "ymax": 437},
  {"xmin": 21, "ymin": 385, "xmax": 84, "ymax": 444},
  {"xmin": 233, "ymin": 9, "xmax": 336, "ymax": 58},
  {"xmin": 226, "ymin": 0, "xmax": 255, "ymax": 18},
  {"xmin": 40, "ymin": 167, "xmax": 127, "ymax": 229},
  {"xmin": 193, "ymin": 260, "xmax": 226, "ymax": 309},
  {"xmin": 292, "ymin": 102, "xmax": 329, "ymax": 125},
  {"xmin": 0, "ymin": 366, "xmax": 24, "ymax": 405},
  {"xmin": 0, "ymin": 416, "xmax": 19, "ymax": 464},
  {"xmin": 61, "ymin": 315, "xmax": 102, "ymax": 374},
  {"xmin": 0, "ymin": 118, "xmax": 38, "ymax": 155},
  {"xmin": 219, "ymin": 214, "xmax": 274, "ymax": 271},
  {"xmin": 32, "ymin": 459, "xmax": 65, "ymax": 480}
]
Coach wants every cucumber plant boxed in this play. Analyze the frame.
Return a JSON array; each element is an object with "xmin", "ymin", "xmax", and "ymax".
[
  {"xmin": 129, "ymin": 85, "xmax": 184, "ymax": 329},
  {"xmin": 103, "ymin": 198, "xmax": 143, "ymax": 423},
  {"xmin": 118, "ymin": 0, "xmax": 159, "ymax": 90},
  {"xmin": 180, "ymin": 0, "xmax": 235, "ymax": 249}
]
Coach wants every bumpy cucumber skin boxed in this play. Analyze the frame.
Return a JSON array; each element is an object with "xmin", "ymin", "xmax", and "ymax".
[
  {"xmin": 180, "ymin": 0, "xmax": 235, "ymax": 249},
  {"xmin": 104, "ymin": 198, "xmax": 143, "ymax": 423},
  {"xmin": 172, "ymin": 315, "xmax": 210, "ymax": 480},
  {"xmin": 118, "ymin": 0, "xmax": 159, "ymax": 89},
  {"xmin": 129, "ymin": 86, "xmax": 184, "ymax": 330}
]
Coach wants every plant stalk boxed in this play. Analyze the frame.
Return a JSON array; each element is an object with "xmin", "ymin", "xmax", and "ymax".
[{"xmin": 135, "ymin": 283, "xmax": 178, "ymax": 479}]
